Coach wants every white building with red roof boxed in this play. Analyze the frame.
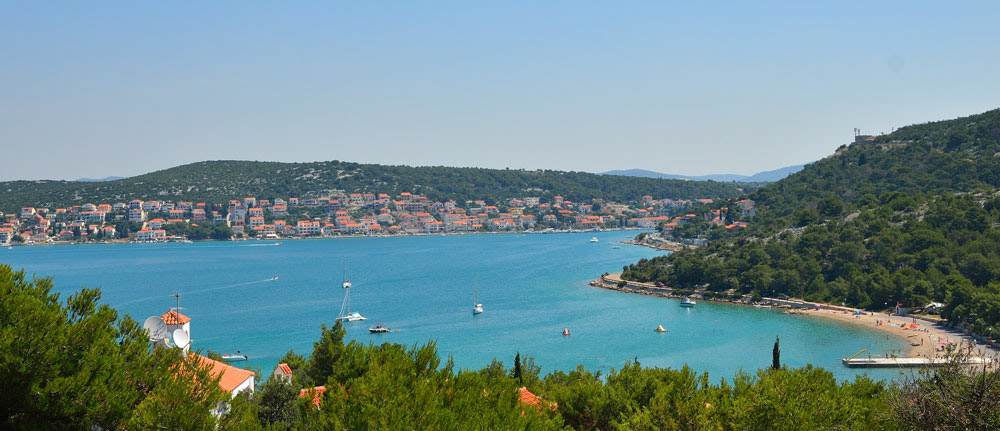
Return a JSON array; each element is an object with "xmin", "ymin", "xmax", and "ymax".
[{"xmin": 272, "ymin": 363, "xmax": 293, "ymax": 384}]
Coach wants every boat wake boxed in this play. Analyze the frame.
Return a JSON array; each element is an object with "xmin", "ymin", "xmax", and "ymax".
[{"xmin": 114, "ymin": 277, "xmax": 279, "ymax": 307}]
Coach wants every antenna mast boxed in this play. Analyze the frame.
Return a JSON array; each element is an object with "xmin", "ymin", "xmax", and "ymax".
[{"xmin": 170, "ymin": 292, "xmax": 181, "ymax": 314}]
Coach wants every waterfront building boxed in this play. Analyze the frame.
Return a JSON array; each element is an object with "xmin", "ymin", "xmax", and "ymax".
[{"xmin": 296, "ymin": 220, "xmax": 320, "ymax": 235}]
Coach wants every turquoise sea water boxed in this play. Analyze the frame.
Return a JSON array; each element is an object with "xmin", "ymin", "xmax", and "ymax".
[{"xmin": 2, "ymin": 231, "xmax": 910, "ymax": 382}]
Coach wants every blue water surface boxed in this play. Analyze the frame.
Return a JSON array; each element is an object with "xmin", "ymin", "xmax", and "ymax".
[{"xmin": 1, "ymin": 231, "xmax": 910, "ymax": 382}]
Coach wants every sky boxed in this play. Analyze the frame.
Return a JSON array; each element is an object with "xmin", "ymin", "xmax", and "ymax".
[{"xmin": 2, "ymin": 2, "xmax": 999, "ymax": 181}]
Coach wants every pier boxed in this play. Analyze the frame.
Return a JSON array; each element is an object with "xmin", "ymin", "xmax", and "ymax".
[{"xmin": 842, "ymin": 357, "xmax": 990, "ymax": 368}]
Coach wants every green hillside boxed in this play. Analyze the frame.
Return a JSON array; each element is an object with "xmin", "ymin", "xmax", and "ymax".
[
  {"xmin": 624, "ymin": 108, "xmax": 1000, "ymax": 336},
  {"xmin": 0, "ymin": 160, "xmax": 744, "ymax": 212},
  {"xmin": 752, "ymin": 108, "xmax": 1000, "ymax": 231}
]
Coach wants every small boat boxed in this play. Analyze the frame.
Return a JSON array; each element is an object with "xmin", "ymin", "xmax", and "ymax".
[
  {"xmin": 472, "ymin": 277, "xmax": 484, "ymax": 315},
  {"xmin": 337, "ymin": 262, "xmax": 367, "ymax": 321},
  {"xmin": 589, "ymin": 237, "xmax": 599, "ymax": 243},
  {"xmin": 222, "ymin": 352, "xmax": 248, "ymax": 361},
  {"xmin": 611, "ymin": 245, "xmax": 621, "ymax": 249},
  {"xmin": 655, "ymin": 325, "xmax": 667, "ymax": 332},
  {"xmin": 272, "ymin": 276, "xmax": 279, "ymax": 280},
  {"xmin": 369, "ymin": 323, "xmax": 391, "ymax": 333},
  {"xmin": 341, "ymin": 311, "xmax": 367, "ymax": 321},
  {"xmin": 562, "ymin": 328, "xmax": 571, "ymax": 336},
  {"xmin": 680, "ymin": 297, "xmax": 696, "ymax": 307}
]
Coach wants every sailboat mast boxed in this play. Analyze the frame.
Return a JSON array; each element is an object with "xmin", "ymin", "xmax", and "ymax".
[{"xmin": 344, "ymin": 260, "xmax": 349, "ymax": 315}]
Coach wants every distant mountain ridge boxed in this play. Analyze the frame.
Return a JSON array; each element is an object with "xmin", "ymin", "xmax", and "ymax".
[{"xmin": 602, "ymin": 164, "xmax": 807, "ymax": 183}]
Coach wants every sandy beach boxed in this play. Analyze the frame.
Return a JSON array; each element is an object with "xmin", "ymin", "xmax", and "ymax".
[
  {"xmin": 797, "ymin": 307, "xmax": 994, "ymax": 360},
  {"xmin": 592, "ymin": 273, "xmax": 997, "ymax": 361}
]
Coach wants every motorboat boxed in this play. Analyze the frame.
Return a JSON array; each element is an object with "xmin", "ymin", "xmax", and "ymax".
[
  {"xmin": 222, "ymin": 352, "xmax": 248, "ymax": 361},
  {"xmin": 680, "ymin": 297, "xmax": 696, "ymax": 307},
  {"xmin": 369, "ymin": 323, "xmax": 391, "ymax": 333},
  {"xmin": 589, "ymin": 237, "xmax": 599, "ymax": 243}
]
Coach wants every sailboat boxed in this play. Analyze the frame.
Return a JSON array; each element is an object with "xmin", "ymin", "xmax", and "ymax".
[
  {"xmin": 472, "ymin": 277, "xmax": 484, "ymax": 315},
  {"xmin": 337, "ymin": 261, "xmax": 366, "ymax": 321}
]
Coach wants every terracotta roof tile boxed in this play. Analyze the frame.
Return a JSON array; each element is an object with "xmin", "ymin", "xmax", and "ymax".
[
  {"xmin": 161, "ymin": 310, "xmax": 191, "ymax": 325},
  {"xmin": 192, "ymin": 354, "xmax": 255, "ymax": 394}
]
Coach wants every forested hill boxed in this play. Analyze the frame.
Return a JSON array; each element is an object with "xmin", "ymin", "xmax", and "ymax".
[
  {"xmin": 623, "ymin": 107, "xmax": 1000, "ymax": 337},
  {"xmin": 751, "ymin": 108, "xmax": 1000, "ymax": 231},
  {"xmin": 0, "ymin": 160, "xmax": 743, "ymax": 211}
]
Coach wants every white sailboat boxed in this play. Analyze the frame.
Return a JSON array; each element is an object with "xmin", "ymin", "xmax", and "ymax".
[
  {"xmin": 472, "ymin": 277, "xmax": 484, "ymax": 315},
  {"xmin": 337, "ymin": 262, "xmax": 366, "ymax": 321}
]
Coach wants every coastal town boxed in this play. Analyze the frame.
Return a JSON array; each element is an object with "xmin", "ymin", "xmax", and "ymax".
[{"xmin": 0, "ymin": 192, "xmax": 749, "ymax": 245}]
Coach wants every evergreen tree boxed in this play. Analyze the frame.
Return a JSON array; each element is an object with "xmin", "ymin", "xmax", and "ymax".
[
  {"xmin": 772, "ymin": 336, "xmax": 781, "ymax": 370},
  {"xmin": 512, "ymin": 352, "xmax": 523, "ymax": 384}
]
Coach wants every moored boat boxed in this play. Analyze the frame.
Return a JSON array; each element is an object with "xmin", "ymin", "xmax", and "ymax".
[
  {"xmin": 337, "ymin": 262, "xmax": 367, "ymax": 321},
  {"xmin": 680, "ymin": 297, "xmax": 696, "ymax": 307},
  {"xmin": 472, "ymin": 276, "xmax": 484, "ymax": 315},
  {"xmin": 589, "ymin": 237, "xmax": 599, "ymax": 243},
  {"xmin": 369, "ymin": 323, "xmax": 391, "ymax": 333}
]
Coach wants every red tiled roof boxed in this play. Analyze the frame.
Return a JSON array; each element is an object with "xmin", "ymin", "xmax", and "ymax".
[
  {"xmin": 518, "ymin": 387, "xmax": 540, "ymax": 406},
  {"xmin": 277, "ymin": 363, "xmax": 292, "ymax": 375},
  {"xmin": 192, "ymin": 354, "xmax": 255, "ymax": 394},
  {"xmin": 299, "ymin": 386, "xmax": 327, "ymax": 407},
  {"xmin": 161, "ymin": 310, "xmax": 191, "ymax": 324}
]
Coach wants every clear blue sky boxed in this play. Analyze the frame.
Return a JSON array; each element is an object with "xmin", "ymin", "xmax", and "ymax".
[{"xmin": 2, "ymin": 2, "xmax": 999, "ymax": 181}]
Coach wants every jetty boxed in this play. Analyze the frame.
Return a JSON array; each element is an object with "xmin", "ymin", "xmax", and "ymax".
[{"xmin": 842, "ymin": 357, "xmax": 990, "ymax": 368}]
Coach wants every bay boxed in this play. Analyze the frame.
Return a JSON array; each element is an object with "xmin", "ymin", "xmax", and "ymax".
[{"xmin": 1, "ymin": 231, "xmax": 910, "ymax": 381}]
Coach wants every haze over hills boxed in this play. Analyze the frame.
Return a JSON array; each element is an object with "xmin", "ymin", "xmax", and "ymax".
[
  {"xmin": 75, "ymin": 176, "xmax": 126, "ymax": 183},
  {"xmin": 602, "ymin": 164, "xmax": 807, "ymax": 183},
  {"xmin": 0, "ymin": 161, "xmax": 745, "ymax": 212}
]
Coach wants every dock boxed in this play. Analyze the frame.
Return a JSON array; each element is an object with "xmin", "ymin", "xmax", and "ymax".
[{"xmin": 842, "ymin": 357, "xmax": 990, "ymax": 368}]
